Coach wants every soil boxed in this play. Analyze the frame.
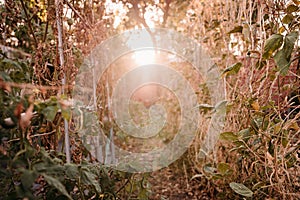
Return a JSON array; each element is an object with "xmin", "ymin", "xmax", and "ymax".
[{"xmin": 148, "ymin": 160, "xmax": 211, "ymax": 200}]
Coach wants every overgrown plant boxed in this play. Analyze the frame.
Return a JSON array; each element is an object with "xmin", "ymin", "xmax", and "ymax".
[{"xmin": 190, "ymin": 0, "xmax": 300, "ymax": 199}]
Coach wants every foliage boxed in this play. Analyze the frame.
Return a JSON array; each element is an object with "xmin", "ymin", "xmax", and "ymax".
[
  {"xmin": 188, "ymin": 0, "xmax": 300, "ymax": 199},
  {"xmin": 0, "ymin": 0, "xmax": 152, "ymax": 199},
  {"xmin": 0, "ymin": 0, "xmax": 300, "ymax": 199}
]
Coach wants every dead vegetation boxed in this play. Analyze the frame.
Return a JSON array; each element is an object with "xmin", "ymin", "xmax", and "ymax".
[{"xmin": 0, "ymin": 0, "xmax": 299, "ymax": 199}]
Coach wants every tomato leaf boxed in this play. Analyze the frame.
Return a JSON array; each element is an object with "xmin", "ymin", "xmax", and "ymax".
[
  {"xmin": 222, "ymin": 62, "xmax": 242, "ymax": 77},
  {"xmin": 43, "ymin": 174, "xmax": 72, "ymax": 199},
  {"xmin": 217, "ymin": 163, "xmax": 230, "ymax": 175},
  {"xmin": 20, "ymin": 169, "xmax": 38, "ymax": 189},
  {"xmin": 263, "ymin": 34, "xmax": 283, "ymax": 59},
  {"xmin": 274, "ymin": 49, "xmax": 289, "ymax": 74},
  {"xmin": 229, "ymin": 182, "xmax": 253, "ymax": 197},
  {"xmin": 41, "ymin": 105, "xmax": 58, "ymax": 121},
  {"xmin": 283, "ymin": 31, "xmax": 299, "ymax": 60},
  {"xmin": 219, "ymin": 132, "xmax": 238, "ymax": 141}
]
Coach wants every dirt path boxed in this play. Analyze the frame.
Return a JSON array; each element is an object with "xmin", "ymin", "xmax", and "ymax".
[{"xmin": 148, "ymin": 160, "xmax": 210, "ymax": 200}]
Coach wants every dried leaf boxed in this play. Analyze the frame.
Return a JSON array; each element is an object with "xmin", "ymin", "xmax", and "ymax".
[
  {"xmin": 282, "ymin": 14, "xmax": 294, "ymax": 24},
  {"xmin": 228, "ymin": 26, "xmax": 243, "ymax": 34},
  {"xmin": 288, "ymin": 122, "xmax": 299, "ymax": 131},
  {"xmin": 191, "ymin": 174, "xmax": 203, "ymax": 180},
  {"xmin": 0, "ymin": 77, "xmax": 11, "ymax": 93},
  {"xmin": 251, "ymin": 101, "xmax": 260, "ymax": 111},
  {"xmin": 287, "ymin": 4, "xmax": 299, "ymax": 13},
  {"xmin": 14, "ymin": 102, "xmax": 24, "ymax": 118},
  {"xmin": 292, "ymin": 0, "xmax": 300, "ymax": 5},
  {"xmin": 20, "ymin": 104, "xmax": 34, "ymax": 130}
]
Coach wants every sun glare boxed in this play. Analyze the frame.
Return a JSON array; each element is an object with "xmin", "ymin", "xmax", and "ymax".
[
  {"xmin": 132, "ymin": 50, "xmax": 157, "ymax": 66},
  {"xmin": 104, "ymin": 0, "xmax": 163, "ymax": 29},
  {"xmin": 144, "ymin": 5, "xmax": 164, "ymax": 28}
]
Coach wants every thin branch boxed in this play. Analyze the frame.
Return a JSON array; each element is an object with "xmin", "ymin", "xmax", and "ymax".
[
  {"xmin": 8, "ymin": 130, "xmax": 56, "ymax": 143},
  {"xmin": 0, "ymin": 44, "xmax": 32, "ymax": 58},
  {"xmin": 131, "ymin": 1, "xmax": 157, "ymax": 48},
  {"xmin": 64, "ymin": 0, "xmax": 92, "ymax": 29},
  {"xmin": 162, "ymin": 0, "xmax": 171, "ymax": 27},
  {"xmin": 132, "ymin": 1, "xmax": 150, "ymax": 29},
  {"xmin": 20, "ymin": 0, "xmax": 38, "ymax": 48},
  {"xmin": 2, "ymin": 81, "xmax": 72, "ymax": 91},
  {"xmin": 43, "ymin": 0, "xmax": 50, "ymax": 42},
  {"xmin": 115, "ymin": 178, "xmax": 130, "ymax": 194}
]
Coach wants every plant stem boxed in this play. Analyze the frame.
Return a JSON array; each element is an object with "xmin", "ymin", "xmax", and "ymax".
[{"xmin": 55, "ymin": 0, "xmax": 71, "ymax": 163}]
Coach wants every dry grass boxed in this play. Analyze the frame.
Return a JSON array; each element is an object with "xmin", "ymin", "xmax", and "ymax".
[{"xmin": 29, "ymin": 0, "xmax": 299, "ymax": 198}]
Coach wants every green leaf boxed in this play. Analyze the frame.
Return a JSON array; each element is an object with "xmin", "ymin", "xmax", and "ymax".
[
  {"xmin": 282, "ymin": 14, "xmax": 294, "ymax": 24},
  {"xmin": 64, "ymin": 164, "xmax": 79, "ymax": 180},
  {"xmin": 285, "ymin": 154, "xmax": 297, "ymax": 168},
  {"xmin": 0, "ymin": 72, "xmax": 13, "ymax": 84},
  {"xmin": 81, "ymin": 169, "xmax": 102, "ymax": 193},
  {"xmin": 274, "ymin": 49, "xmax": 289, "ymax": 74},
  {"xmin": 228, "ymin": 26, "xmax": 243, "ymax": 34},
  {"xmin": 2, "ymin": 58, "xmax": 23, "ymax": 71},
  {"xmin": 43, "ymin": 174, "xmax": 72, "ymax": 200},
  {"xmin": 61, "ymin": 108, "xmax": 71, "ymax": 121},
  {"xmin": 229, "ymin": 182, "xmax": 253, "ymax": 197},
  {"xmin": 237, "ymin": 128, "xmax": 251, "ymax": 141},
  {"xmin": 273, "ymin": 31, "xmax": 298, "ymax": 75},
  {"xmin": 283, "ymin": 31, "xmax": 299, "ymax": 60},
  {"xmin": 263, "ymin": 34, "xmax": 283, "ymax": 59},
  {"xmin": 219, "ymin": 132, "xmax": 238, "ymax": 141},
  {"xmin": 222, "ymin": 62, "xmax": 242, "ymax": 77},
  {"xmin": 282, "ymin": 131, "xmax": 289, "ymax": 147},
  {"xmin": 20, "ymin": 169, "xmax": 38, "ymax": 189},
  {"xmin": 217, "ymin": 163, "xmax": 230, "ymax": 175},
  {"xmin": 41, "ymin": 105, "xmax": 58, "ymax": 121},
  {"xmin": 287, "ymin": 4, "xmax": 299, "ymax": 13}
]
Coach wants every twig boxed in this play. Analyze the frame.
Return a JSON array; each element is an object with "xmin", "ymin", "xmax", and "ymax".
[
  {"xmin": 0, "ymin": 44, "xmax": 32, "ymax": 58},
  {"xmin": 115, "ymin": 178, "xmax": 130, "ymax": 195},
  {"xmin": 64, "ymin": 0, "xmax": 92, "ymax": 29},
  {"xmin": 43, "ymin": 1, "xmax": 49, "ymax": 43},
  {"xmin": 20, "ymin": 0, "xmax": 38, "ymax": 48},
  {"xmin": 8, "ymin": 130, "xmax": 56, "ymax": 143},
  {"xmin": 162, "ymin": 0, "xmax": 171, "ymax": 27},
  {"xmin": 2, "ymin": 81, "xmax": 72, "ymax": 91},
  {"xmin": 132, "ymin": 0, "xmax": 156, "ymax": 47}
]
